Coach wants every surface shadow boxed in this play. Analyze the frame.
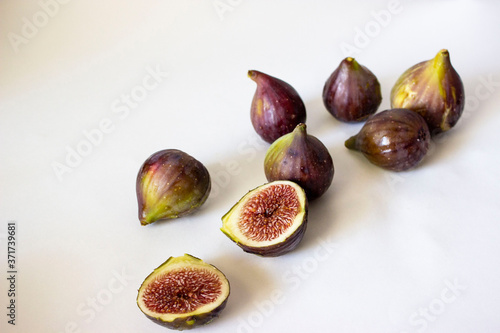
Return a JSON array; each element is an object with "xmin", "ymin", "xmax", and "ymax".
[
  {"xmin": 420, "ymin": 73, "xmax": 499, "ymax": 168},
  {"xmin": 210, "ymin": 252, "xmax": 278, "ymax": 324},
  {"xmin": 202, "ymin": 135, "xmax": 269, "ymax": 216},
  {"xmin": 303, "ymin": 95, "xmax": 344, "ymax": 137}
]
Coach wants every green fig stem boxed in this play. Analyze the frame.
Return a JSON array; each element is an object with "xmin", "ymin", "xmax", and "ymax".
[
  {"xmin": 428, "ymin": 49, "xmax": 452, "ymax": 102},
  {"xmin": 248, "ymin": 70, "xmax": 258, "ymax": 81},
  {"xmin": 344, "ymin": 135, "xmax": 358, "ymax": 150},
  {"xmin": 345, "ymin": 57, "xmax": 359, "ymax": 70},
  {"xmin": 294, "ymin": 123, "xmax": 307, "ymax": 137},
  {"xmin": 431, "ymin": 49, "xmax": 450, "ymax": 77}
]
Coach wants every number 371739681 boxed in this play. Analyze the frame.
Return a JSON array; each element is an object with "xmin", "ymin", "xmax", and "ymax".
[{"xmin": 7, "ymin": 222, "xmax": 16, "ymax": 270}]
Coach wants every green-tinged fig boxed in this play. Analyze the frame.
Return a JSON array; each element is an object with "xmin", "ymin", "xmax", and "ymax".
[
  {"xmin": 345, "ymin": 109, "xmax": 430, "ymax": 171},
  {"xmin": 248, "ymin": 70, "xmax": 307, "ymax": 143},
  {"xmin": 221, "ymin": 180, "xmax": 308, "ymax": 257},
  {"xmin": 323, "ymin": 57, "xmax": 382, "ymax": 122},
  {"xmin": 136, "ymin": 149, "xmax": 211, "ymax": 226},
  {"xmin": 264, "ymin": 123, "xmax": 334, "ymax": 200},
  {"xmin": 137, "ymin": 254, "xmax": 230, "ymax": 330},
  {"xmin": 391, "ymin": 49, "xmax": 465, "ymax": 134}
]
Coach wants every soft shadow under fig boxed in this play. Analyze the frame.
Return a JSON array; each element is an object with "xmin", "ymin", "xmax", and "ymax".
[{"xmin": 210, "ymin": 253, "xmax": 278, "ymax": 322}]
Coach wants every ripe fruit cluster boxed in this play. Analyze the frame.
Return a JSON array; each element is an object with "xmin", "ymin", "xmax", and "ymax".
[{"xmin": 134, "ymin": 49, "xmax": 465, "ymax": 330}]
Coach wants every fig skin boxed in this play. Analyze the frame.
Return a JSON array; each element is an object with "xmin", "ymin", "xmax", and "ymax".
[
  {"xmin": 221, "ymin": 180, "xmax": 308, "ymax": 257},
  {"xmin": 148, "ymin": 302, "xmax": 228, "ymax": 331},
  {"xmin": 137, "ymin": 254, "xmax": 230, "ymax": 330},
  {"xmin": 249, "ymin": 70, "xmax": 307, "ymax": 143},
  {"xmin": 323, "ymin": 57, "xmax": 382, "ymax": 122},
  {"xmin": 235, "ymin": 217, "xmax": 307, "ymax": 257},
  {"xmin": 264, "ymin": 123, "xmax": 334, "ymax": 200},
  {"xmin": 345, "ymin": 109, "xmax": 430, "ymax": 171},
  {"xmin": 390, "ymin": 49, "xmax": 465, "ymax": 135},
  {"xmin": 136, "ymin": 149, "xmax": 211, "ymax": 225}
]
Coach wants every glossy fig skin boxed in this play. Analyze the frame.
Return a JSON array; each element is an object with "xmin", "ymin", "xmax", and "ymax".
[
  {"xmin": 264, "ymin": 123, "xmax": 334, "ymax": 200},
  {"xmin": 323, "ymin": 57, "xmax": 382, "ymax": 122},
  {"xmin": 249, "ymin": 70, "xmax": 307, "ymax": 143},
  {"xmin": 391, "ymin": 49, "xmax": 465, "ymax": 135},
  {"xmin": 136, "ymin": 149, "xmax": 211, "ymax": 225},
  {"xmin": 345, "ymin": 109, "xmax": 430, "ymax": 171}
]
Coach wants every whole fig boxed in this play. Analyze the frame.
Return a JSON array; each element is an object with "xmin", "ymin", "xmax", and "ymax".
[
  {"xmin": 391, "ymin": 49, "xmax": 465, "ymax": 135},
  {"xmin": 264, "ymin": 123, "xmax": 334, "ymax": 200},
  {"xmin": 345, "ymin": 109, "xmax": 430, "ymax": 171},
  {"xmin": 248, "ymin": 70, "xmax": 307, "ymax": 143},
  {"xmin": 323, "ymin": 57, "xmax": 382, "ymax": 122},
  {"xmin": 136, "ymin": 149, "xmax": 211, "ymax": 225}
]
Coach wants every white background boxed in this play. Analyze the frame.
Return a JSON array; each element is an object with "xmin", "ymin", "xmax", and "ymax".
[{"xmin": 1, "ymin": 1, "xmax": 500, "ymax": 332}]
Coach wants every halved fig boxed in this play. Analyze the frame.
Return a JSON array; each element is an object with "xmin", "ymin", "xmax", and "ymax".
[
  {"xmin": 137, "ymin": 254, "xmax": 230, "ymax": 330},
  {"xmin": 221, "ymin": 180, "xmax": 308, "ymax": 257}
]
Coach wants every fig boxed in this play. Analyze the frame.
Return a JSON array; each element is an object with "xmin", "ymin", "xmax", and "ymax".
[
  {"xmin": 345, "ymin": 109, "xmax": 430, "ymax": 171},
  {"xmin": 323, "ymin": 57, "xmax": 382, "ymax": 122},
  {"xmin": 390, "ymin": 49, "xmax": 465, "ymax": 135},
  {"xmin": 136, "ymin": 149, "xmax": 211, "ymax": 226},
  {"xmin": 221, "ymin": 180, "xmax": 308, "ymax": 257},
  {"xmin": 248, "ymin": 70, "xmax": 307, "ymax": 143},
  {"xmin": 137, "ymin": 254, "xmax": 230, "ymax": 330},
  {"xmin": 264, "ymin": 123, "xmax": 334, "ymax": 200}
]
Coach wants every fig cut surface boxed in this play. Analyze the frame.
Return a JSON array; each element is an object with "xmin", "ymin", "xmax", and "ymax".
[
  {"xmin": 221, "ymin": 180, "xmax": 308, "ymax": 257},
  {"xmin": 137, "ymin": 254, "xmax": 230, "ymax": 330}
]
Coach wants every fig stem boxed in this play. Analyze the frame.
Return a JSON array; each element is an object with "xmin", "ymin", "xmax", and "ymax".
[
  {"xmin": 431, "ymin": 49, "xmax": 450, "ymax": 74},
  {"xmin": 294, "ymin": 123, "xmax": 307, "ymax": 135},
  {"xmin": 344, "ymin": 135, "xmax": 358, "ymax": 150},
  {"xmin": 248, "ymin": 70, "xmax": 258, "ymax": 80},
  {"xmin": 345, "ymin": 57, "xmax": 359, "ymax": 70}
]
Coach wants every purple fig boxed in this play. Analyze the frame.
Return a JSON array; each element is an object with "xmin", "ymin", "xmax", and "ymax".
[
  {"xmin": 391, "ymin": 49, "xmax": 465, "ymax": 134},
  {"xmin": 323, "ymin": 57, "xmax": 382, "ymax": 122},
  {"xmin": 264, "ymin": 123, "xmax": 334, "ymax": 200},
  {"xmin": 345, "ymin": 109, "xmax": 430, "ymax": 171},
  {"xmin": 248, "ymin": 70, "xmax": 307, "ymax": 143},
  {"xmin": 136, "ymin": 149, "xmax": 211, "ymax": 225}
]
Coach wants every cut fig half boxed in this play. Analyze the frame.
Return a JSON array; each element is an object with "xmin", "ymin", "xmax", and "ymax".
[
  {"xmin": 221, "ymin": 180, "xmax": 308, "ymax": 257},
  {"xmin": 137, "ymin": 254, "xmax": 230, "ymax": 330}
]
